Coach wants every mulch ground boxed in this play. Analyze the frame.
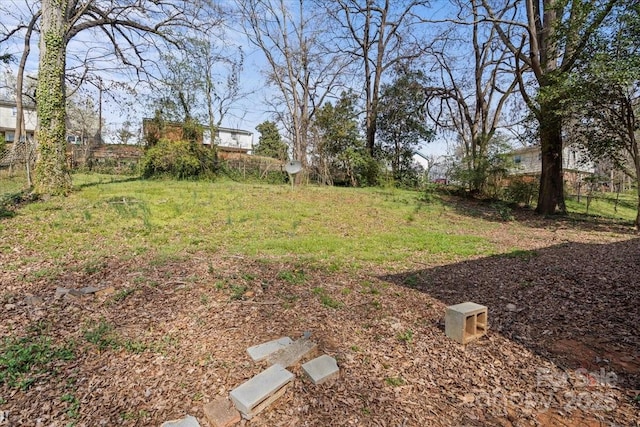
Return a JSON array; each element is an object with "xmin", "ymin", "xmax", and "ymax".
[{"xmin": 1, "ymin": 204, "xmax": 639, "ymax": 426}]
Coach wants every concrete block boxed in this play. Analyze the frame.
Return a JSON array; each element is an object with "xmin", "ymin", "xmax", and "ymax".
[
  {"xmin": 302, "ymin": 355, "xmax": 339, "ymax": 385},
  {"xmin": 445, "ymin": 302, "xmax": 488, "ymax": 344},
  {"xmin": 203, "ymin": 397, "xmax": 241, "ymax": 427},
  {"xmin": 160, "ymin": 415, "xmax": 200, "ymax": 427},
  {"xmin": 229, "ymin": 364, "xmax": 294, "ymax": 419},
  {"xmin": 247, "ymin": 337, "xmax": 293, "ymax": 362},
  {"xmin": 266, "ymin": 337, "xmax": 317, "ymax": 368}
]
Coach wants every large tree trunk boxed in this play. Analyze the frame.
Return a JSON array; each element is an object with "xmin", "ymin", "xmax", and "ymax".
[
  {"xmin": 536, "ymin": 100, "xmax": 565, "ymax": 215},
  {"xmin": 34, "ymin": 0, "xmax": 71, "ymax": 196},
  {"xmin": 633, "ymin": 136, "xmax": 640, "ymax": 231},
  {"xmin": 635, "ymin": 190, "xmax": 640, "ymax": 231}
]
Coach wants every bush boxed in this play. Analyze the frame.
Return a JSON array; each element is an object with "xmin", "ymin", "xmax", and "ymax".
[
  {"xmin": 504, "ymin": 176, "xmax": 538, "ymax": 206},
  {"xmin": 140, "ymin": 139, "xmax": 218, "ymax": 179},
  {"xmin": 355, "ymin": 155, "xmax": 382, "ymax": 187},
  {"xmin": 418, "ymin": 183, "xmax": 439, "ymax": 203}
]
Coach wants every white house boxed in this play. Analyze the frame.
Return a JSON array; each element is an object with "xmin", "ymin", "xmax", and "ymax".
[
  {"xmin": 203, "ymin": 126, "xmax": 253, "ymax": 153},
  {"xmin": 509, "ymin": 143, "xmax": 595, "ymax": 187},
  {"xmin": 0, "ymin": 99, "xmax": 37, "ymax": 143}
]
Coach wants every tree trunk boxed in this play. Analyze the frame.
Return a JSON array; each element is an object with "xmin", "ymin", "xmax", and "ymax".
[
  {"xmin": 536, "ymin": 100, "xmax": 565, "ymax": 215},
  {"xmin": 34, "ymin": 0, "xmax": 71, "ymax": 196},
  {"xmin": 635, "ymin": 190, "xmax": 640, "ymax": 231},
  {"xmin": 633, "ymin": 135, "xmax": 640, "ymax": 230}
]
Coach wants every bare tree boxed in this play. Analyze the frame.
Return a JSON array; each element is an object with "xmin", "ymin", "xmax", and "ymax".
[
  {"xmin": 237, "ymin": 0, "xmax": 346, "ymax": 176},
  {"xmin": 327, "ymin": 0, "xmax": 430, "ymax": 157},
  {"xmin": 425, "ymin": 0, "xmax": 521, "ymax": 194},
  {"xmin": 4, "ymin": 0, "xmax": 219, "ymax": 195},
  {"xmin": 481, "ymin": 0, "xmax": 620, "ymax": 214},
  {"xmin": 191, "ymin": 37, "xmax": 247, "ymax": 157}
]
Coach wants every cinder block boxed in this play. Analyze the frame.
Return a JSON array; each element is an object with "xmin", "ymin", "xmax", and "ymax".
[
  {"xmin": 302, "ymin": 355, "xmax": 339, "ymax": 385},
  {"xmin": 160, "ymin": 415, "xmax": 201, "ymax": 427},
  {"xmin": 445, "ymin": 302, "xmax": 488, "ymax": 344},
  {"xmin": 266, "ymin": 337, "xmax": 317, "ymax": 368},
  {"xmin": 229, "ymin": 364, "xmax": 294, "ymax": 419},
  {"xmin": 203, "ymin": 397, "xmax": 241, "ymax": 427},
  {"xmin": 247, "ymin": 337, "xmax": 293, "ymax": 362}
]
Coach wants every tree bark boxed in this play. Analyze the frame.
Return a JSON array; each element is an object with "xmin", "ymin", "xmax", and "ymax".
[
  {"xmin": 34, "ymin": 0, "xmax": 71, "ymax": 196},
  {"xmin": 536, "ymin": 99, "xmax": 565, "ymax": 215}
]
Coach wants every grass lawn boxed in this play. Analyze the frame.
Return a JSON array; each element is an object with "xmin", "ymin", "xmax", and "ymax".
[
  {"xmin": 2, "ymin": 173, "xmax": 499, "ymax": 273},
  {"xmin": 1, "ymin": 172, "xmax": 638, "ymax": 426},
  {"xmin": 565, "ymin": 190, "xmax": 638, "ymax": 222}
]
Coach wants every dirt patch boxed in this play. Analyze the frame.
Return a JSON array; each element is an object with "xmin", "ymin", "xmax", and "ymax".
[{"xmin": 551, "ymin": 339, "xmax": 640, "ymax": 378}]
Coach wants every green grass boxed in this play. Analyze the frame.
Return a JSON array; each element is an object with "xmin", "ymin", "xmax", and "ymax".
[
  {"xmin": 61, "ymin": 393, "xmax": 80, "ymax": 421},
  {"xmin": 565, "ymin": 191, "xmax": 637, "ymax": 222},
  {"xmin": 0, "ymin": 174, "xmax": 497, "ymax": 274},
  {"xmin": 384, "ymin": 376, "xmax": 405, "ymax": 386},
  {"xmin": 82, "ymin": 318, "xmax": 175, "ymax": 355},
  {"xmin": 0, "ymin": 334, "xmax": 75, "ymax": 390},
  {"xmin": 83, "ymin": 319, "xmax": 120, "ymax": 351},
  {"xmin": 396, "ymin": 329, "xmax": 414, "ymax": 344},
  {"xmin": 312, "ymin": 287, "xmax": 343, "ymax": 309},
  {"xmin": 0, "ymin": 170, "xmax": 28, "ymax": 196},
  {"xmin": 3, "ymin": 173, "xmax": 636, "ymax": 284}
]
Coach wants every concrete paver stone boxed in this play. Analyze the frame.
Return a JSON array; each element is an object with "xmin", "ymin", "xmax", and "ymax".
[
  {"xmin": 160, "ymin": 415, "xmax": 200, "ymax": 427},
  {"xmin": 247, "ymin": 337, "xmax": 293, "ymax": 362},
  {"xmin": 229, "ymin": 364, "xmax": 294, "ymax": 418},
  {"xmin": 302, "ymin": 355, "xmax": 339, "ymax": 385}
]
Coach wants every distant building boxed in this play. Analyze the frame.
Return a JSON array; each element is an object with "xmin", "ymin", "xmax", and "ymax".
[
  {"xmin": 142, "ymin": 118, "xmax": 253, "ymax": 154},
  {"xmin": 0, "ymin": 99, "xmax": 37, "ymax": 143},
  {"xmin": 508, "ymin": 144, "xmax": 595, "ymax": 188},
  {"xmin": 204, "ymin": 127, "xmax": 253, "ymax": 153}
]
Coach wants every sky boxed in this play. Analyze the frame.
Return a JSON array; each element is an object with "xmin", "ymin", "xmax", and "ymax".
[{"xmin": 0, "ymin": 0, "xmax": 461, "ymax": 159}]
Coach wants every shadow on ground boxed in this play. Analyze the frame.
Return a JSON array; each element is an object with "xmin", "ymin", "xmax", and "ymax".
[
  {"xmin": 443, "ymin": 195, "xmax": 638, "ymax": 234},
  {"xmin": 380, "ymin": 238, "xmax": 640, "ymax": 392}
]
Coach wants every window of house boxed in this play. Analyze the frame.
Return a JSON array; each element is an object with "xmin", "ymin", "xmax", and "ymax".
[
  {"xmin": 12, "ymin": 107, "xmax": 17, "ymax": 116},
  {"xmin": 5, "ymin": 131, "xmax": 14, "ymax": 142},
  {"xmin": 230, "ymin": 132, "xmax": 238, "ymax": 141},
  {"xmin": 514, "ymin": 155, "xmax": 522, "ymax": 164}
]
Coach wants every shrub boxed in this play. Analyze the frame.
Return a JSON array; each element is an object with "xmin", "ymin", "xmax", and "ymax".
[
  {"xmin": 504, "ymin": 176, "xmax": 538, "ymax": 206},
  {"xmin": 355, "ymin": 155, "xmax": 382, "ymax": 187},
  {"xmin": 140, "ymin": 139, "xmax": 218, "ymax": 179}
]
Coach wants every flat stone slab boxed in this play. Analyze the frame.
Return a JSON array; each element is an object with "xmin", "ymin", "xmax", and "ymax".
[
  {"xmin": 302, "ymin": 355, "xmax": 339, "ymax": 385},
  {"xmin": 247, "ymin": 337, "xmax": 293, "ymax": 362},
  {"xmin": 265, "ymin": 337, "xmax": 317, "ymax": 368},
  {"xmin": 55, "ymin": 287, "xmax": 70, "ymax": 298},
  {"xmin": 80, "ymin": 286, "xmax": 101, "ymax": 294},
  {"xmin": 229, "ymin": 364, "xmax": 294, "ymax": 417},
  {"xmin": 160, "ymin": 415, "xmax": 200, "ymax": 427},
  {"xmin": 203, "ymin": 397, "xmax": 241, "ymax": 427}
]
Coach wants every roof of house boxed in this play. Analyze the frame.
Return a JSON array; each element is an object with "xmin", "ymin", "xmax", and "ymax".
[
  {"xmin": 216, "ymin": 126, "xmax": 252, "ymax": 136},
  {"xmin": 509, "ymin": 142, "xmax": 587, "ymax": 156},
  {"xmin": 141, "ymin": 118, "xmax": 252, "ymax": 136}
]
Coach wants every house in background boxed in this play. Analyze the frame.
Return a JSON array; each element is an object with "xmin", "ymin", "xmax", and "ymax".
[
  {"xmin": 509, "ymin": 143, "xmax": 595, "ymax": 190},
  {"xmin": 204, "ymin": 127, "xmax": 253, "ymax": 154},
  {"xmin": 0, "ymin": 99, "xmax": 37, "ymax": 144},
  {"xmin": 142, "ymin": 118, "xmax": 254, "ymax": 155}
]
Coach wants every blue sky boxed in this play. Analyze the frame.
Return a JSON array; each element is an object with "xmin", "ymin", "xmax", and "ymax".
[{"xmin": 0, "ymin": 0, "xmax": 459, "ymax": 158}]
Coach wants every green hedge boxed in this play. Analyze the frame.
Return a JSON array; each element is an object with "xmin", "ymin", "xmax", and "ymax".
[{"xmin": 140, "ymin": 139, "xmax": 218, "ymax": 179}]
